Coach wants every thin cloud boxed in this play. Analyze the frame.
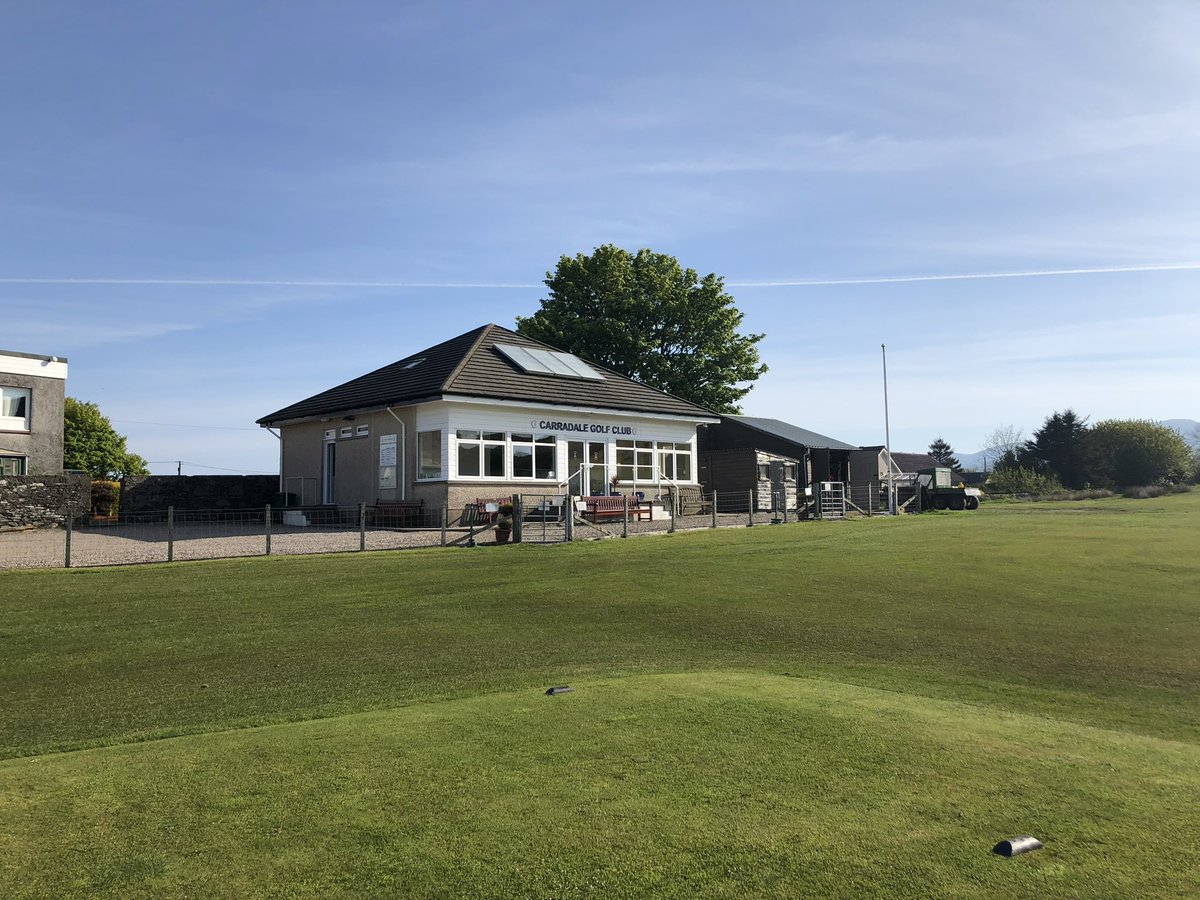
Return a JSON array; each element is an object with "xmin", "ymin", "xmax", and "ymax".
[
  {"xmin": 3, "ymin": 262, "xmax": 1200, "ymax": 290},
  {"xmin": 729, "ymin": 262, "xmax": 1200, "ymax": 287},
  {"xmin": 0, "ymin": 278, "xmax": 540, "ymax": 288}
]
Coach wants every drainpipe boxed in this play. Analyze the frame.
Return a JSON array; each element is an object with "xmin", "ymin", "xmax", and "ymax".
[{"xmin": 384, "ymin": 407, "xmax": 407, "ymax": 500}]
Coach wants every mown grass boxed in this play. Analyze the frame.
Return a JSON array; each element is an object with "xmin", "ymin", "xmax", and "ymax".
[{"xmin": 2, "ymin": 493, "xmax": 1198, "ymax": 896}]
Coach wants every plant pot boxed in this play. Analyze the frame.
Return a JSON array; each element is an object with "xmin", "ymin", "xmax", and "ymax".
[{"xmin": 495, "ymin": 528, "xmax": 512, "ymax": 544}]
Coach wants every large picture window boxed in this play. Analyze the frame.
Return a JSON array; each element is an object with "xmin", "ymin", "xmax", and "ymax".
[
  {"xmin": 456, "ymin": 430, "xmax": 506, "ymax": 478},
  {"xmin": 510, "ymin": 433, "xmax": 556, "ymax": 479},
  {"xmin": 616, "ymin": 439, "xmax": 693, "ymax": 482},
  {"xmin": 417, "ymin": 430, "xmax": 442, "ymax": 479},
  {"xmin": 1, "ymin": 387, "xmax": 30, "ymax": 431},
  {"xmin": 658, "ymin": 442, "xmax": 693, "ymax": 481},
  {"xmin": 615, "ymin": 440, "xmax": 655, "ymax": 481}
]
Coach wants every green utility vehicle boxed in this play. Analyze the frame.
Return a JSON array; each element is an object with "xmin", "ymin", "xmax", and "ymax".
[{"xmin": 916, "ymin": 467, "xmax": 981, "ymax": 511}]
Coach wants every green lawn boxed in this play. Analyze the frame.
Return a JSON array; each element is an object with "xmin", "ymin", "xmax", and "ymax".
[{"xmin": 2, "ymin": 494, "xmax": 1199, "ymax": 897}]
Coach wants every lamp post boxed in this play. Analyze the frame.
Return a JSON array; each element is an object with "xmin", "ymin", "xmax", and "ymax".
[{"xmin": 882, "ymin": 343, "xmax": 895, "ymax": 515}]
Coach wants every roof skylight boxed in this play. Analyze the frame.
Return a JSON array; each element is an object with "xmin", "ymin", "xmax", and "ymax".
[{"xmin": 494, "ymin": 343, "xmax": 604, "ymax": 381}]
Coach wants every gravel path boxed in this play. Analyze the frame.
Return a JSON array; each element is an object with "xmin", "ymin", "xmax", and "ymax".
[{"xmin": 0, "ymin": 513, "xmax": 785, "ymax": 570}]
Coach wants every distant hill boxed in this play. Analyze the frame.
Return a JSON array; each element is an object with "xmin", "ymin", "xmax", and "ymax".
[
  {"xmin": 1163, "ymin": 419, "xmax": 1200, "ymax": 449},
  {"xmin": 957, "ymin": 419, "xmax": 1199, "ymax": 470},
  {"xmin": 957, "ymin": 450, "xmax": 988, "ymax": 471}
]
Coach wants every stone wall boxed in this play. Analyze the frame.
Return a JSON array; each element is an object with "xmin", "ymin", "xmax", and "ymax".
[
  {"xmin": 0, "ymin": 474, "xmax": 91, "ymax": 530},
  {"xmin": 120, "ymin": 475, "xmax": 280, "ymax": 514}
]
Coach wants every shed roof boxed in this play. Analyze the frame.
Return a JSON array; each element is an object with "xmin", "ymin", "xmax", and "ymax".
[
  {"xmin": 887, "ymin": 452, "xmax": 943, "ymax": 472},
  {"xmin": 258, "ymin": 324, "xmax": 716, "ymax": 425},
  {"xmin": 725, "ymin": 415, "xmax": 856, "ymax": 451}
]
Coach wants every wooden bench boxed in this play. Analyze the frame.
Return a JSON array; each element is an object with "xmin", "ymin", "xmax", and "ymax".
[
  {"xmin": 670, "ymin": 485, "xmax": 710, "ymax": 516},
  {"xmin": 580, "ymin": 495, "xmax": 652, "ymax": 521},
  {"xmin": 371, "ymin": 499, "xmax": 425, "ymax": 527}
]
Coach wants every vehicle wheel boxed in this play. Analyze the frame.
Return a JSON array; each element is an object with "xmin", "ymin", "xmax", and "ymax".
[
  {"xmin": 950, "ymin": 496, "xmax": 966, "ymax": 511},
  {"xmin": 965, "ymin": 496, "xmax": 980, "ymax": 510}
]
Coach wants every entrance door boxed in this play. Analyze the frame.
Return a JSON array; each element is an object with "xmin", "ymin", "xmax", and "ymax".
[
  {"xmin": 567, "ymin": 441, "xmax": 608, "ymax": 495},
  {"xmin": 322, "ymin": 441, "xmax": 336, "ymax": 504}
]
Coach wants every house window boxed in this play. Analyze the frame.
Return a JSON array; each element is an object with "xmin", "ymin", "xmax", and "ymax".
[
  {"xmin": 510, "ymin": 433, "xmax": 556, "ymax": 479},
  {"xmin": 356, "ymin": 424, "xmax": 370, "ymax": 436},
  {"xmin": 1, "ymin": 455, "xmax": 26, "ymax": 476},
  {"xmin": 339, "ymin": 426, "xmax": 353, "ymax": 438},
  {"xmin": 1, "ymin": 387, "xmax": 31, "ymax": 431},
  {"xmin": 615, "ymin": 440, "xmax": 655, "ymax": 481},
  {"xmin": 658, "ymin": 442, "xmax": 693, "ymax": 481},
  {"xmin": 417, "ymin": 431, "xmax": 442, "ymax": 479},
  {"xmin": 757, "ymin": 464, "xmax": 770, "ymax": 481},
  {"xmin": 324, "ymin": 429, "xmax": 336, "ymax": 440},
  {"xmin": 456, "ymin": 430, "xmax": 505, "ymax": 478},
  {"xmin": 784, "ymin": 464, "xmax": 798, "ymax": 481}
]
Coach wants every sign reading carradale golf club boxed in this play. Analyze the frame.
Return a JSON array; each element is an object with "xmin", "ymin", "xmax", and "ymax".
[{"xmin": 532, "ymin": 418, "xmax": 637, "ymax": 435}]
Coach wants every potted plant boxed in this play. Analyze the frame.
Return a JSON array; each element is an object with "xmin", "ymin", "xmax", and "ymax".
[{"xmin": 495, "ymin": 502, "xmax": 514, "ymax": 544}]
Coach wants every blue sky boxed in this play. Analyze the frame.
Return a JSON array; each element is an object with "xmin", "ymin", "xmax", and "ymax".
[{"xmin": 3, "ymin": 1, "xmax": 1198, "ymax": 474}]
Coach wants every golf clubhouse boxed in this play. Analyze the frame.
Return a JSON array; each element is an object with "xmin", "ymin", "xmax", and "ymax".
[{"xmin": 257, "ymin": 324, "xmax": 719, "ymax": 513}]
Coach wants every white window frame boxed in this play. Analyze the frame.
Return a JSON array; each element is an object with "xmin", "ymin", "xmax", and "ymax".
[
  {"xmin": 509, "ymin": 432, "xmax": 557, "ymax": 480},
  {"xmin": 455, "ymin": 430, "xmax": 507, "ymax": 479},
  {"xmin": 1, "ymin": 386, "xmax": 31, "ymax": 432}
]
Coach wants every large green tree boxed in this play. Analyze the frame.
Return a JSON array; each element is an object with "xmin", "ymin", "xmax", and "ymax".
[
  {"xmin": 1086, "ymin": 419, "xmax": 1191, "ymax": 487},
  {"xmin": 63, "ymin": 397, "xmax": 149, "ymax": 478},
  {"xmin": 1024, "ymin": 409, "xmax": 1090, "ymax": 489},
  {"xmin": 515, "ymin": 245, "xmax": 767, "ymax": 412}
]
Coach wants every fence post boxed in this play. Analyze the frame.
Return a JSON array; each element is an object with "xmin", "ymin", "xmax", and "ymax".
[
  {"xmin": 868, "ymin": 483, "xmax": 873, "ymax": 516},
  {"xmin": 622, "ymin": 494, "xmax": 629, "ymax": 538},
  {"xmin": 711, "ymin": 491, "xmax": 718, "ymax": 529},
  {"xmin": 668, "ymin": 488, "xmax": 675, "ymax": 534},
  {"xmin": 265, "ymin": 504, "xmax": 272, "ymax": 555},
  {"xmin": 167, "ymin": 506, "xmax": 175, "ymax": 562},
  {"xmin": 65, "ymin": 514, "xmax": 72, "ymax": 568},
  {"xmin": 514, "ymin": 495, "xmax": 523, "ymax": 544},
  {"xmin": 359, "ymin": 502, "xmax": 367, "ymax": 551},
  {"xmin": 565, "ymin": 499, "xmax": 574, "ymax": 542},
  {"xmin": 747, "ymin": 490, "xmax": 754, "ymax": 527},
  {"xmin": 440, "ymin": 506, "xmax": 447, "ymax": 546}
]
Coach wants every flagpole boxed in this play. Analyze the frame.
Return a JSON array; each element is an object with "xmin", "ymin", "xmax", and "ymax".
[{"xmin": 882, "ymin": 343, "xmax": 895, "ymax": 515}]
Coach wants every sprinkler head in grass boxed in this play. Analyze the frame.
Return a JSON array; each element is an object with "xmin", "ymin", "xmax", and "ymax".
[
  {"xmin": 993, "ymin": 836, "xmax": 1043, "ymax": 857},
  {"xmin": 545, "ymin": 685, "xmax": 574, "ymax": 695}
]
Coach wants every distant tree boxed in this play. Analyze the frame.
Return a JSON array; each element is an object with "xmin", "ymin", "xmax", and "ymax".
[
  {"xmin": 63, "ymin": 397, "xmax": 149, "ymax": 478},
  {"xmin": 1025, "ymin": 409, "xmax": 1090, "ymax": 489},
  {"xmin": 981, "ymin": 424, "xmax": 1024, "ymax": 471},
  {"xmin": 1085, "ymin": 419, "xmax": 1192, "ymax": 487},
  {"xmin": 927, "ymin": 437, "xmax": 961, "ymax": 471},
  {"xmin": 516, "ymin": 244, "xmax": 767, "ymax": 412}
]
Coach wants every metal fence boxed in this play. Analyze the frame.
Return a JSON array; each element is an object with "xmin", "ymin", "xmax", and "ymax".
[{"xmin": 0, "ymin": 487, "xmax": 891, "ymax": 570}]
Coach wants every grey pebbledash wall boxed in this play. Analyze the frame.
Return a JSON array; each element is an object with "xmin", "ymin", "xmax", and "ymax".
[
  {"xmin": 120, "ymin": 475, "xmax": 279, "ymax": 514},
  {"xmin": 0, "ymin": 475, "xmax": 91, "ymax": 529}
]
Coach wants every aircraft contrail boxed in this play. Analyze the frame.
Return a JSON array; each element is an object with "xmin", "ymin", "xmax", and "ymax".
[
  {"xmin": 0, "ymin": 262, "xmax": 1198, "ymax": 289},
  {"xmin": 727, "ymin": 262, "xmax": 1200, "ymax": 287}
]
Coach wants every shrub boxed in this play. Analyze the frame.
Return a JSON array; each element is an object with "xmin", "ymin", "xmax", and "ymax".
[
  {"xmin": 90, "ymin": 480, "xmax": 121, "ymax": 516},
  {"xmin": 984, "ymin": 467, "xmax": 1063, "ymax": 496},
  {"xmin": 1120, "ymin": 484, "xmax": 1193, "ymax": 499}
]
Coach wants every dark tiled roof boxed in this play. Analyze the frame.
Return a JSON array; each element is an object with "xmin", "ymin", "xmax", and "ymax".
[
  {"xmin": 258, "ymin": 324, "xmax": 715, "ymax": 424},
  {"xmin": 726, "ymin": 415, "xmax": 856, "ymax": 451},
  {"xmin": 888, "ymin": 452, "xmax": 942, "ymax": 472}
]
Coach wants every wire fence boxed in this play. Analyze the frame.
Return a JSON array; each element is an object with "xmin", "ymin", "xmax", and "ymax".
[{"xmin": 1, "ymin": 487, "xmax": 893, "ymax": 570}]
